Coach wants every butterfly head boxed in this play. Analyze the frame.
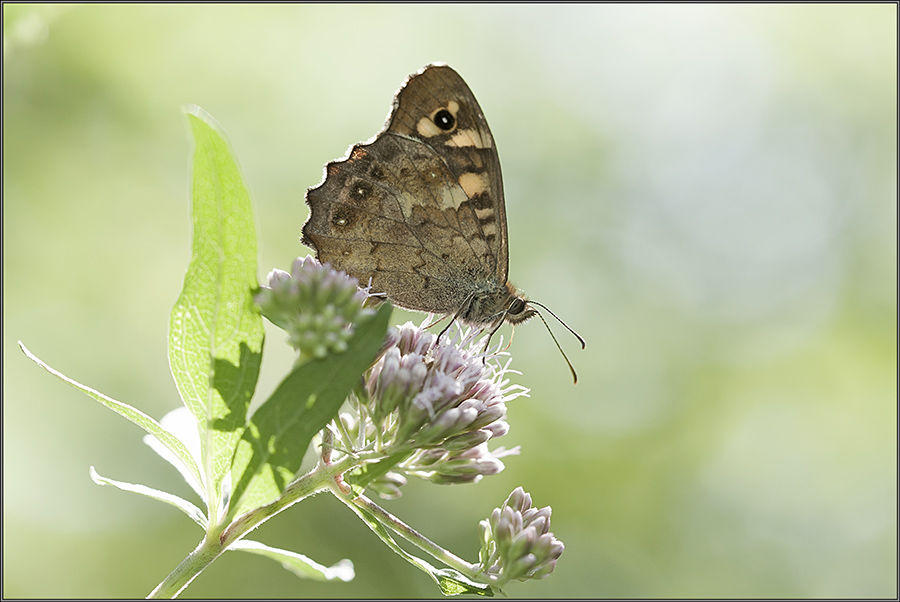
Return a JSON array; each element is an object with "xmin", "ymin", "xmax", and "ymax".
[{"xmin": 504, "ymin": 285, "xmax": 537, "ymax": 325}]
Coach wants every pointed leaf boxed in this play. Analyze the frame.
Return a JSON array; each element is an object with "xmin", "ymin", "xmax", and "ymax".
[
  {"xmin": 19, "ymin": 342, "xmax": 203, "ymax": 491},
  {"xmin": 228, "ymin": 303, "xmax": 392, "ymax": 519},
  {"xmin": 230, "ymin": 540, "xmax": 354, "ymax": 582},
  {"xmin": 170, "ymin": 106, "xmax": 264, "ymax": 521},
  {"xmin": 90, "ymin": 466, "xmax": 207, "ymax": 529}
]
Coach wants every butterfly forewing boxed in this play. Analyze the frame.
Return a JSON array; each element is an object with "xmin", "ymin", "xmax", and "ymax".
[{"xmin": 387, "ymin": 65, "xmax": 509, "ymax": 281}]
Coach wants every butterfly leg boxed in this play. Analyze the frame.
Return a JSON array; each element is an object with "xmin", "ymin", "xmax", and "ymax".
[
  {"xmin": 479, "ymin": 314, "xmax": 508, "ymax": 362},
  {"xmin": 437, "ymin": 318, "xmax": 454, "ymax": 342},
  {"xmin": 435, "ymin": 291, "xmax": 478, "ymax": 344}
]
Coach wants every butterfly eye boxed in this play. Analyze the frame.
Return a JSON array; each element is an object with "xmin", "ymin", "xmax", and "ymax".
[
  {"xmin": 509, "ymin": 298, "xmax": 527, "ymax": 316},
  {"xmin": 433, "ymin": 108, "xmax": 455, "ymax": 131}
]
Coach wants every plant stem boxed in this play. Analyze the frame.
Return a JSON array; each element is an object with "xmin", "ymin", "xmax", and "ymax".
[
  {"xmin": 147, "ymin": 534, "xmax": 223, "ymax": 598},
  {"xmin": 352, "ymin": 493, "xmax": 480, "ymax": 577}
]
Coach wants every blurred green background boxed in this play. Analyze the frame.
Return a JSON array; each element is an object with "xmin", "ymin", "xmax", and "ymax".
[{"xmin": 3, "ymin": 4, "xmax": 896, "ymax": 598}]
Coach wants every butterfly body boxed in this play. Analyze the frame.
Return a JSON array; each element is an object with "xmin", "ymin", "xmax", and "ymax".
[{"xmin": 302, "ymin": 64, "xmax": 535, "ymax": 328}]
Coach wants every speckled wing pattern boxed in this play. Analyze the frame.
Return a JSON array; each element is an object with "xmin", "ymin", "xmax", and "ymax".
[{"xmin": 302, "ymin": 64, "xmax": 523, "ymax": 325}]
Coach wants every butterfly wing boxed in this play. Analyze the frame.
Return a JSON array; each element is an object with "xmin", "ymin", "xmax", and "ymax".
[
  {"xmin": 302, "ymin": 64, "xmax": 510, "ymax": 315},
  {"xmin": 386, "ymin": 64, "xmax": 509, "ymax": 282}
]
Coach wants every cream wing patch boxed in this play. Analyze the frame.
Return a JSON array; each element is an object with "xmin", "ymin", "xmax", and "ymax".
[
  {"xmin": 474, "ymin": 207, "xmax": 498, "ymax": 237},
  {"xmin": 447, "ymin": 128, "xmax": 492, "ymax": 149},
  {"xmin": 416, "ymin": 117, "xmax": 443, "ymax": 138},
  {"xmin": 458, "ymin": 172, "xmax": 489, "ymax": 198}
]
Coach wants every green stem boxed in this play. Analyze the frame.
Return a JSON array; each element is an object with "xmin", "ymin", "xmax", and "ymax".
[
  {"xmin": 351, "ymin": 493, "xmax": 480, "ymax": 577},
  {"xmin": 147, "ymin": 534, "xmax": 223, "ymax": 598}
]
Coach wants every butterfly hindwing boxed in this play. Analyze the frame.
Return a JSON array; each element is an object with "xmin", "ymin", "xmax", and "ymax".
[{"xmin": 304, "ymin": 133, "xmax": 483, "ymax": 314}]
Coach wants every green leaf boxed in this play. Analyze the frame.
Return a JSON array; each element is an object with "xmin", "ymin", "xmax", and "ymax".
[
  {"xmin": 19, "ymin": 342, "xmax": 203, "ymax": 493},
  {"xmin": 433, "ymin": 568, "xmax": 495, "ymax": 597},
  {"xmin": 170, "ymin": 106, "xmax": 264, "ymax": 523},
  {"xmin": 90, "ymin": 466, "xmax": 208, "ymax": 529},
  {"xmin": 227, "ymin": 303, "xmax": 392, "ymax": 519},
  {"xmin": 229, "ymin": 540, "xmax": 354, "ymax": 582}
]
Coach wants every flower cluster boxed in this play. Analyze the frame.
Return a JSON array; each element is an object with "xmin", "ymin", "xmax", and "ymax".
[
  {"xmin": 333, "ymin": 320, "xmax": 528, "ymax": 497},
  {"xmin": 254, "ymin": 256, "xmax": 375, "ymax": 361},
  {"xmin": 477, "ymin": 487, "xmax": 564, "ymax": 587}
]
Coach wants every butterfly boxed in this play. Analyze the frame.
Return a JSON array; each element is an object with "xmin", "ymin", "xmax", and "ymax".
[{"xmin": 301, "ymin": 63, "xmax": 583, "ymax": 381}]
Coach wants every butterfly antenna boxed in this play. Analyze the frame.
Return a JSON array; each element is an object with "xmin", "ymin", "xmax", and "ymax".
[
  {"xmin": 531, "ymin": 307, "xmax": 580, "ymax": 384},
  {"xmin": 528, "ymin": 300, "xmax": 586, "ymax": 349}
]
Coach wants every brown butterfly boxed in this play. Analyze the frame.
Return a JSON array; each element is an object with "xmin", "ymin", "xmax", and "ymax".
[{"xmin": 302, "ymin": 63, "xmax": 583, "ymax": 381}]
